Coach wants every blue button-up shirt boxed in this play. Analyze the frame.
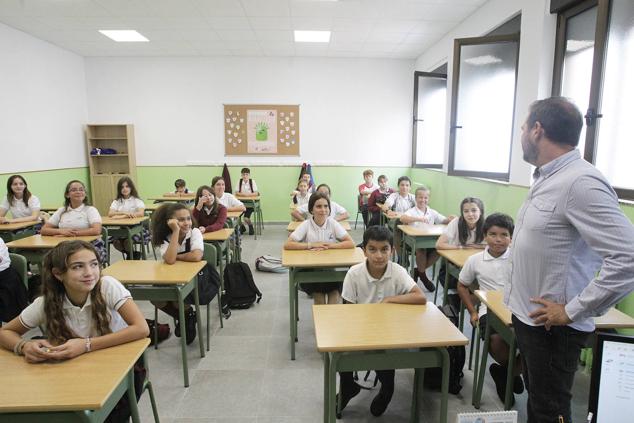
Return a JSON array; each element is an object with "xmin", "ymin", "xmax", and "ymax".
[{"xmin": 505, "ymin": 150, "xmax": 634, "ymax": 331}]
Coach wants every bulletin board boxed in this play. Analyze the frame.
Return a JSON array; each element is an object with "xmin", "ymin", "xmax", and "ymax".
[{"xmin": 224, "ymin": 104, "xmax": 300, "ymax": 156}]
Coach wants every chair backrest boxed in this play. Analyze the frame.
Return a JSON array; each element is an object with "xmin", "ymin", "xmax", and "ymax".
[
  {"xmin": 357, "ymin": 194, "xmax": 363, "ymax": 212},
  {"xmin": 203, "ymin": 242, "xmax": 218, "ymax": 268},
  {"xmin": 9, "ymin": 253, "xmax": 28, "ymax": 289}
]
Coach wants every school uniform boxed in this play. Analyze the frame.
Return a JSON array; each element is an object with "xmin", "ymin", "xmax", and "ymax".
[
  {"xmin": 443, "ymin": 218, "xmax": 486, "ymax": 246},
  {"xmin": 403, "ymin": 206, "xmax": 446, "ymax": 227},
  {"xmin": 357, "ymin": 183, "xmax": 378, "ymax": 227},
  {"xmin": 289, "ymin": 217, "xmax": 348, "ymax": 294},
  {"xmin": 367, "ymin": 188, "xmax": 394, "ymax": 226},
  {"xmin": 109, "ymin": 196, "xmax": 150, "ymax": 245},
  {"xmin": 0, "ymin": 238, "xmax": 28, "ymax": 322},
  {"xmin": 296, "ymin": 200, "xmax": 347, "ymax": 220},
  {"xmin": 192, "ymin": 204, "xmax": 227, "ymax": 233},
  {"xmin": 19, "ymin": 275, "xmax": 131, "ymax": 336},
  {"xmin": 383, "ymin": 192, "xmax": 415, "ymax": 213},
  {"xmin": 292, "ymin": 192, "xmax": 310, "ymax": 207},
  {"xmin": 459, "ymin": 247, "xmax": 512, "ymax": 339},
  {"xmin": 159, "ymin": 228, "xmax": 204, "ymax": 258},
  {"xmin": 0, "ymin": 195, "xmax": 41, "ymax": 218},
  {"xmin": 234, "ymin": 179, "xmax": 258, "ymax": 218},
  {"xmin": 49, "ymin": 204, "xmax": 107, "ymax": 263},
  {"xmin": 216, "ymin": 192, "xmax": 244, "ymax": 210}
]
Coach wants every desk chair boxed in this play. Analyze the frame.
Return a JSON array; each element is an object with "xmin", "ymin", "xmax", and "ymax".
[
  {"xmin": 354, "ymin": 194, "xmax": 364, "ymax": 229},
  {"xmin": 8, "ymin": 253, "xmax": 28, "ymax": 290},
  {"xmin": 203, "ymin": 243, "xmax": 224, "ymax": 351},
  {"xmin": 101, "ymin": 227, "xmax": 110, "ymax": 267}
]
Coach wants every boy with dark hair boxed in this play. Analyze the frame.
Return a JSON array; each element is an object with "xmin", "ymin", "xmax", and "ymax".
[
  {"xmin": 338, "ymin": 226, "xmax": 426, "ymax": 418},
  {"xmin": 457, "ymin": 212, "xmax": 523, "ymax": 405},
  {"xmin": 234, "ymin": 167, "xmax": 259, "ymax": 235}
]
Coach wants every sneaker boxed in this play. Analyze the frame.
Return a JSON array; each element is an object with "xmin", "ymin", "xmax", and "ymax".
[
  {"xmin": 489, "ymin": 363, "xmax": 515, "ymax": 406},
  {"xmin": 370, "ymin": 382, "xmax": 395, "ymax": 416},
  {"xmin": 335, "ymin": 382, "xmax": 361, "ymax": 418},
  {"xmin": 174, "ymin": 309, "xmax": 197, "ymax": 345},
  {"xmin": 146, "ymin": 319, "xmax": 170, "ymax": 346},
  {"xmin": 248, "ymin": 224, "xmax": 254, "ymax": 235}
]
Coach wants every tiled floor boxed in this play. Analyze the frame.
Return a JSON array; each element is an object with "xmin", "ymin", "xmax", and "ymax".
[{"xmin": 129, "ymin": 224, "xmax": 592, "ymax": 423}]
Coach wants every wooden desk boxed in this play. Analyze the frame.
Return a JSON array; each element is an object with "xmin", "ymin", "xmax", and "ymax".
[
  {"xmin": 235, "ymin": 194, "xmax": 263, "ymax": 239},
  {"xmin": 314, "ymin": 303, "xmax": 468, "ymax": 423},
  {"xmin": 40, "ymin": 206, "xmax": 60, "ymax": 213},
  {"xmin": 397, "ymin": 224, "xmax": 446, "ymax": 281},
  {"xmin": 380, "ymin": 210, "xmax": 401, "ymax": 226},
  {"xmin": 472, "ymin": 290, "xmax": 634, "ymax": 411},
  {"xmin": 0, "ymin": 338, "xmax": 149, "ymax": 422},
  {"xmin": 286, "ymin": 220, "xmax": 351, "ymax": 232},
  {"xmin": 282, "ymin": 248, "xmax": 365, "ymax": 360},
  {"xmin": 101, "ymin": 216, "xmax": 149, "ymax": 260},
  {"xmin": 226, "ymin": 210, "xmax": 243, "ymax": 220},
  {"xmin": 0, "ymin": 220, "xmax": 38, "ymax": 242},
  {"xmin": 148, "ymin": 194, "xmax": 195, "ymax": 203},
  {"xmin": 436, "ymin": 248, "xmax": 481, "ymax": 307},
  {"xmin": 7, "ymin": 235, "xmax": 101, "ymax": 271},
  {"xmin": 102, "ymin": 260, "xmax": 206, "ymax": 387}
]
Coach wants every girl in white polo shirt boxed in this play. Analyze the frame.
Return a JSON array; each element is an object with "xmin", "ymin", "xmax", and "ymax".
[
  {"xmin": 0, "ymin": 175, "xmax": 41, "ymax": 224},
  {"xmin": 400, "ymin": 186, "xmax": 455, "ymax": 292},
  {"xmin": 284, "ymin": 192, "xmax": 354, "ymax": 305},
  {"xmin": 212, "ymin": 176, "xmax": 246, "ymax": 213},
  {"xmin": 291, "ymin": 183, "xmax": 349, "ymax": 222},
  {"xmin": 108, "ymin": 176, "xmax": 148, "ymax": 260},
  {"xmin": 41, "ymin": 180, "xmax": 106, "ymax": 263}
]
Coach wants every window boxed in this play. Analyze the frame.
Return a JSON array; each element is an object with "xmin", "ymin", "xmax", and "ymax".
[
  {"xmin": 412, "ymin": 68, "xmax": 447, "ymax": 168},
  {"xmin": 553, "ymin": 0, "xmax": 634, "ymax": 199},
  {"xmin": 448, "ymin": 34, "xmax": 520, "ymax": 181}
]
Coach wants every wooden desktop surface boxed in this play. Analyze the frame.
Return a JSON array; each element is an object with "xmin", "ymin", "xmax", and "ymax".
[
  {"xmin": 7, "ymin": 235, "xmax": 100, "ymax": 250},
  {"xmin": 235, "ymin": 194, "xmax": 261, "ymax": 201},
  {"xmin": 101, "ymin": 216, "xmax": 149, "ymax": 226},
  {"xmin": 286, "ymin": 220, "xmax": 351, "ymax": 232},
  {"xmin": 0, "ymin": 338, "xmax": 149, "ymax": 413},
  {"xmin": 40, "ymin": 206, "xmax": 61, "ymax": 213},
  {"xmin": 202, "ymin": 228, "xmax": 235, "ymax": 242},
  {"xmin": 313, "ymin": 303, "xmax": 468, "ymax": 352},
  {"xmin": 437, "ymin": 248, "xmax": 481, "ymax": 268},
  {"xmin": 383, "ymin": 211, "xmax": 402, "ymax": 220},
  {"xmin": 226, "ymin": 210, "xmax": 243, "ymax": 219},
  {"xmin": 0, "ymin": 221, "xmax": 38, "ymax": 231},
  {"xmin": 148, "ymin": 194, "xmax": 195, "ymax": 201},
  {"xmin": 594, "ymin": 307, "xmax": 634, "ymax": 329},
  {"xmin": 475, "ymin": 290, "xmax": 512, "ymax": 326},
  {"xmin": 103, "ymin": 260, "xmax": 206, "ymax": 285},
  {"xmin": 398, "ymin": 224, "xmax": 446, "ymax": 237},
  {"xmin": 282, "ymin": 247, "xmax": 364, "ymax": 268}
]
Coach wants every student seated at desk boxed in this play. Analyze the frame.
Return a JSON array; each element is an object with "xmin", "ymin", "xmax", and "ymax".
[
  {"xmin": 338, "ymin": 226, "xmax": 426, "ymax": 418},
  {"xmin": 457, "ymin": 213, "xmax": 523, "ymax": 405},
  {"xmin": 0, "ymin": 241, "xmax": 148, "ymax": 421},
  {"xmin": 358, "ymin": 169, "xmax": 378, "ymax": 227},
  {"xmin": 291, "ymin": 179, "xmax": 310, "ymax": 209},
  {"xmin": 436, "ymin": 197, "xmax": 486, "ymax": 251},
  {"xmin": 151, "ymin": 203, "xmax": 202, "ymax": 345},
  {"xmin": 212, "ymin": 176, "xmax": 246, "ymax": 214},
  {"xmin": 291, "ymin": 184, "xmax": 349, "ymax": 222},
  {"xmin": 108, "ymin": 176, "xmax": 148, "ymax": 260},
  {"xmin": 400, "ymin": 186, "xmax": 455, "ymax": 292},
  {"xmin": 41, "ymin": 180, "xmax": 107, "ymax": 264},
  {"xmin": 367, "ymin": 174, "xmax": 394, "ymax": 227},
  {"xmin": 284, "ymin": 192, "xmax": 354, "ymax": 305},
  {"xmin": 291, "ymin": 172, "xmax": 316, "ymax": 198},
  {"xmin": 192, "ymin": 185, "xmax": 227, "ymax": 234},
  {"xmin": 164, "ymin": 178, "xmax": 190, "ymax": 196},
  {"xmin": 234, "ymin": 167, "xmax": 258, "ymax": 235},
  {"xmin": 0, "ymin": 238, "xmax": 28, "ymax": 323},
  {"xmin": 0, "ymin": 175, "xmax": 41, "ymax": 225},
  {"xmin": 381, "ymin": 176, "xmax": 415, "ymax": 213}
]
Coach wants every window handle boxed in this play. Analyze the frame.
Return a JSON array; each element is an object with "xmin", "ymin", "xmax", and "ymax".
[
  {"xmin": 450, "ymin": 125, "xmax": 463, "ymax": 131},
  {"xmin": 413, "ymin": 117, "xmax": 424, "ymax": 123},
  {"xmin": 585, "ymin": 108, "xmax": 603, "ymax": 126}
]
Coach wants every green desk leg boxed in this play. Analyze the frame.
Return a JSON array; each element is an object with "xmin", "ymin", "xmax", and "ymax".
[
  {"xmin": 289, "ymin": 267, "xmax": 297, "ymax": 360},
  {"xmin": 474, "ymin": 315, "xmax": 491, "ymax": 408}
]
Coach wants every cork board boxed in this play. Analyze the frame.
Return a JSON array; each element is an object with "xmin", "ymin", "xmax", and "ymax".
[{"xmin": 224, "ymin": 104, "xmax": 300, "ymax": 156}]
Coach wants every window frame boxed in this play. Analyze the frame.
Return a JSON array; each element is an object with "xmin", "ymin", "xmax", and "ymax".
[
  {"xmin": 447, "ymin": 33, "xmax": 521, "ymax": 181},
  {"xmin": 411, "ymin": 70, "xmax": 447, "ymax": 169},
  {"xmin": 552, "ymin": 0, "xmax": 634, "ymax": 200}
]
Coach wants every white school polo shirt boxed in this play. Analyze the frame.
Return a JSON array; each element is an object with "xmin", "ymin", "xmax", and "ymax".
[
  {"xmin": 0, "ymin": 195, "xmax": 41, "ymax": 219},
  {"xmin": 0, "ymin": 238, "xmax": 10, "ymax": 272},
  {"xmin": 217, "ymin": 193, "xmax": 244, "ymax": 209},
  {"xmin": 109, "ymin": 197, "xmax": 145, "ymax": 213},
  {"xmin": 49, "ymin": 204, "xmax": 101, "ymax": 229},
  {"xmin": 296, "ymin": 200, "xmax": 347, "ymax": 219},
  {"xmin": 234, "ymin": 179, "xmax": 258, "ymax": 194},
  {"xmin": 342, "ymin": 261, "xmax": 417, "ymax": 304},
  {"xmin": 442, "ymin": 217, "xmax": 485, "ymax": 247},
  {"xmin": 384, "ymin": 193, "xmax": 415, "ymax": 213},
  {"xmin": 20, "ymin": 276, "xmax": 131, "ymax": 336},
  {"xmin": 293, "ymin": 192, "xmax": 310, "ymax": 208},
  {"xmin": 159, "ymin": 228, "xmax": 204, "ymax": 258},
  {"xmin": 459, "ymin": 247, "xmax": 512, "ymax": 317},
  {"xmin": 403, "ymin": 206, "xmax": 446, "ymax": 227},
  {"xmin": 289, "ymin": 217, "xmax": 348, "ymax": 243}
]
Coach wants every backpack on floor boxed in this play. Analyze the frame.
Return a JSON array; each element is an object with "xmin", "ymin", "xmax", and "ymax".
[
  {"xmin": 223, "ymin": 262, "xmax": 262, "ymax": 309},
  {"xmin": 423, "ymin": 304, "xmax": 466, "ymax": 394},
  {"xmin": 255, "ymin": 255, "xmax": 287, "ymax": 273}
]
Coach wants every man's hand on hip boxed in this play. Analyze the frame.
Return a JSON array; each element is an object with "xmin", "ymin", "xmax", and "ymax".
[{"xmin": 528, "ymin": 297, "xmax": 572, "ymax": 330}]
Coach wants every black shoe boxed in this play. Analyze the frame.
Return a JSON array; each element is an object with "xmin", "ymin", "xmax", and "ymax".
[
  {"xmin": 174, "ymin": 309, "xmax": 197, "ymax": 345},
  {"xmin": 248, "ymin": 224, "xmax": 254, "ymax": 235},
  {"xmin": 132, "ymin": 251, "xmax": 142, "ymax": 260},
  {"xmin": 417, "ymin": 269, "xmax": 436, "ymax": 292},
  {"xmin": 513, "ymin": 374, "xmax": 524, "ymax": 394},
  {"xmin": 489, "ymin": 364, "xmax": 515, "ymax": 406},
  {"xmin": 239, "ymin": 224, "xmax": 247, "ymax": 234},
  {"xmin": 370, "ymin": 382, "xmax": 394, "ymax": 417},
  {"xmin": 335, "ymin": 382, "xmax": 361, "ymax": 418}
]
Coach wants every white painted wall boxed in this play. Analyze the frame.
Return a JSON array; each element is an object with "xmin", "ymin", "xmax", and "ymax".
[
  {"xmin": 415, "ymin": 0, "xmax": 556, "ymax": 186},
  {"xmin": 85, "ymin": 57, "xmax": 415, "ymax": 167},
  {"xmin": 0, "ymin": 22, "xmax": 87, "ymax": 173}
]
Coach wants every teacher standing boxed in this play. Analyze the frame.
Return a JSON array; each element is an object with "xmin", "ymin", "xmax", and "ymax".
[{"xmin": 505, "ymin": 97, "xmax": 634, "ymax": 423}]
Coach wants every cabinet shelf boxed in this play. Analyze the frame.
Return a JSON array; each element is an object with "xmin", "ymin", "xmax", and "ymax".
[{"xmin": 90, "ymin": 153, "xmax": 129, "ymax": 157}]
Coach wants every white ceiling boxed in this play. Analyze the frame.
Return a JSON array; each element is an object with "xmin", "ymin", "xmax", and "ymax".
[{"xmin": 0, "ymin": 0, "xmax": 486, "ymax": 58}]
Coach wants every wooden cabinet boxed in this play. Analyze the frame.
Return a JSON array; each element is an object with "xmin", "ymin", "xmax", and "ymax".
[{"xmin": 85, "ymin": 125, "xmax": 137, "ymax": 214}]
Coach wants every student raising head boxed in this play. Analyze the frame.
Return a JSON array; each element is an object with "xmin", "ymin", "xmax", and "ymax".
[
  {"xmin": 211, "ymin": 176, "xmax": 246, "ymax": 213},
  {"xmin": 436, "ymin": 197, "xmax": 486, "ymax": 250},
  {"xmin": 0, "ymin": 175, "xmax": 41, "ymax": 224},
  {"xmin": 108, "ymin": 176, "xmax": 148, "ymax": 260},
  {"xmin": 291, "ymin": 184, "xmax": 349, "ymax": 222},
  {"xmin": 284, "ymin": 192, "xmax": 354, "ymax": 305},
  {"xmin": 192, "ymin": 185, "xmax": 227, "ymax": 234}
]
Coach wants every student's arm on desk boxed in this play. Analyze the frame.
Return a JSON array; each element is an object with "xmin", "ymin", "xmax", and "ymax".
[
  {"xmin": 0, "ymin": 318, "xmax": 54, "ymax": 363},
  {"xmin": 291, "ymin": 209, "xmax": 306, "ymax": 221},
  {"xmin": 435, "ymin": 233, "xmax": 462, "ymax": 250},
  {"xmin": 382, "ymin": 285, "xmax": 426, "ymax": 305},
  {"xmin": 0, "ymin": 209, "xmax": 40, "ymax": 224}
]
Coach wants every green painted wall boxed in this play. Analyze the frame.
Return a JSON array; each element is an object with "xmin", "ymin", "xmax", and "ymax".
[{"xmin": 0, "ymin": 168, "xmax": 90, "ymax": 208}]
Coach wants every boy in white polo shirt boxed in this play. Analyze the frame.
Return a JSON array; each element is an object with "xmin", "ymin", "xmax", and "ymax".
[
  {"xmin": 338, "ymin": 226, "xmax": 426, "ymax": 418},
  {"xmin": 457, "ymin": 213, "xmax": 523, "ymax": 405}
]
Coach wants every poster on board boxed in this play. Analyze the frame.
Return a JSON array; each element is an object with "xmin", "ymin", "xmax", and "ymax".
[{"xmin": 247, "ymin": 109, "xmax": 277, "ymax": 154}]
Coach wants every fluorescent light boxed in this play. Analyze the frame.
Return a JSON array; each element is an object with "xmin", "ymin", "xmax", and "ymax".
[
  {"xmin": 566, "ymin": 39, "xmax": 594, "ymax": 52},
  {"xmin": 464, "ymin": 55, "xmax": 502, "ymax": 66},
  {"xmin": 294, "ymin": 30, "xmax": 331, "ymax": 43},
  {"xmin": 99, "ymin": 30, "xmax": 149, "ymax": 42}
]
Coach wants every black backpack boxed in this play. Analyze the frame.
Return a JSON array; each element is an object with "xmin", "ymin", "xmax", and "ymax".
[
  {"xmin": 223, "ymin": 262, "xmax": 262, "ymax": 309},
  {"xmin": 423, "ymin": 304, "xmax": 466, "ymax": 394}
]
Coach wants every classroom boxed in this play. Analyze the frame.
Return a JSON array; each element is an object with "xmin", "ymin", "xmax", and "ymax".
[{"xmin": 1, "ymin": 0, "xmax": 634, "ymax": 422}]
